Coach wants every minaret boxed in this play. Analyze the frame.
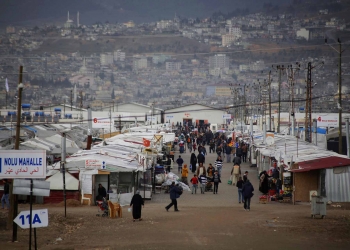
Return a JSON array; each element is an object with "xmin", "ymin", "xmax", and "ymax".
[
  {"xmin": 77, "ymin": 11, "xmax": 80, "ymax": 27},
  {"xmin": 68, "ymin": 11, "xmax": 70, "ymax": 21}
]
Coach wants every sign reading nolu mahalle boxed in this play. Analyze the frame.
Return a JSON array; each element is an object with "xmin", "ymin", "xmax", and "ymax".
[{"xmin": 0, "ymin": 150, "xmax": 46, "ymax": 179}]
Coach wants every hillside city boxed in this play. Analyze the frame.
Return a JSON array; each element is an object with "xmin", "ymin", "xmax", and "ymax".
[{"xmin": 0, "ymin": 2, "xmax": 349, "ymax": 116}]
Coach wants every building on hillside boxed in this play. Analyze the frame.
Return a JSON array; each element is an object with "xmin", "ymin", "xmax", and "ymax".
[
  {"xmin": 6, "ymin": 26, "xmax": 15, "ymax": 34},
  {"xmin": 100, "ymin": 53, "xmax": 114, "ymax": 66},
  {"xmin": 296, "ymin": 28, "xmax": 310, "ymax": 41},
  {"xmin": 165, "ymin": 61, "xmax": 181, "ymax": 71},
  {"xmin": 209, "ymin": 54, "xmax": 229, "ymax": 70},
  {"xmin": 113, "ymin": 50, "xmax": 126, "ymax": 62},
  {"xmin": 222, "ymin": 34, "xmax": 237, "ymax": 46},
  {"xmin": 133, "ymin": 56, "xmax": 148, "ymax": 70},
  {"xmin": 123, "ymin": 21, "xmax": 135, "ymax": 28},
  {"xmin": 228, "ymin": 26, "xmax": 242, "ymax": 37},
  {"xmin": 152, "ymin": 54, "xmax": 171, "ymax": 64}
]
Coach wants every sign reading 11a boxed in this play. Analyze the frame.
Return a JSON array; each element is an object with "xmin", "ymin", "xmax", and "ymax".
[{"xmin": 14, "ymin": 209, "xmax": 49, "ymax": 229}]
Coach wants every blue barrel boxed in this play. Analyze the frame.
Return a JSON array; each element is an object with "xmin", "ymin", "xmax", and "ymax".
[
  {"xmin": 54, "ymin": 108, "xmax": 61, "ymax": 112},
  {"xmin": 35, "ymin": 111, "xmax": 45, "ymax": 116},
  {"xmin": 22, "ymin": 104, "xmax": 31, "ymax": 109},
  {"xmin": 65, "ymin": 114, "xmax": 72, "ymax": 119},
  {"xmin": 8, "ymin": 111, "xmax": 16, "ymax": 116}
]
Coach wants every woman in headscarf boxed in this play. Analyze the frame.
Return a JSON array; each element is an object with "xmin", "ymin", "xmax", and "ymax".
[
  {"xmin": 190, "ymin": 153, "xmax": 197, "ymax": 173},
  {"xmin": 259, "ymin": 171, "xmax": 269, "ymax": 194},
  {"xmin": 130, "ymin": 190, "xmax": 144, "ymax": 222}
]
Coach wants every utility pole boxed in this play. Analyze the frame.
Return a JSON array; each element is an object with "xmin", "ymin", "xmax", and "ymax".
[
  {"xmin": 305, "ymin": 62, "xmax": 312, "ymax": 143},
  {"xmin": 274, "ymin": 65, "xmax": 288, "ymax": 133},
  {"xmin": 70, "ymin": 89, "xmax": 73, "ymax": 111},
  {"xmin": 61, "ymin": 133, "xmax": 67, "ymax": 217},
  {"xmin": 268, "ymin": 71, "xmax": 272, "ymax": 130},
  {"xmin": 326, "ymin": 38, "xmax": 344, "ymax": 154},
  {"xmin": 338, "ymin": 41, "xmax": 342, "ymax": 154},
  {"xmin": 86, "ymin": 107, "xmax": 92, "ymax": 150},
  {"xmin": 9, "ymin": 66, "xmax": 23, "ymax": 241}
]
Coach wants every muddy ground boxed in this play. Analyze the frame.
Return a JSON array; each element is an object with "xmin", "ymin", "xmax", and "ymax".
[{"xmin": 1, "ymin": 150, "xmax": 349, "ymax": 250}]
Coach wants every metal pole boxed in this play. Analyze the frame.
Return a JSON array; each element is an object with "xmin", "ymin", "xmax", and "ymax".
[
  {"xmin": 109, "ymin": 106, "xmax": 112, "ymax": 138},
  {"xmin": 313, "ymin": 119, "xmax": 317, "ymax": 146},
  {"xmin": 29, "ymin": 179, "xmax": 33, "ymax": 250},
  {"xmin": 86, "ymin": 107, "xmax": 92, "ymax": 150},
  {"xmin": 346, "ymin": 118, "xmax": 350, "ymax": 158},
  {"xmin": 34, "ymin": 228, "xmax": 37, "ymax": 250},
  {"xmin": 338, "ymin": 42, "xmax": 342, "ymax": 154},
  {"xmin": 10, "ymin": 65, "xmax": 23, "ymax": 242},
  {"xmin": 70, "ymin": 90, "xmax": 73, "ymax": 111},
  {"xmin": 292, "ymin": 116, "xmax": 295, "ymax": 136},
  {"xmin": 263, "ymin": 122, "xmax": 266, "ymax": 144},
  {"xmin": 278, "ymin": 67, "xmax": 281, "ymax": 133},
  {"xmin": 61, "ymin": 133, "xmax": 67, "ymax": 217}
]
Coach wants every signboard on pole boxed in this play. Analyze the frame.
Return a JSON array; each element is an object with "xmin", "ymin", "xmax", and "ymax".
[
  {"xmin": 223, "ymin": 114, "xmax": 232, "ymax": 119},
  {"xmin": 317, "ymin": 116, "xmax": 338, "ymax": 127},
  {"xmin": 0, "ymin": 150, "xmax": 46, "ymax": 178},
  {"xmin": 13, "ymin": 179, "xmax": 50, "ymax": 197},
  {"xmin": 14, "ymin": 209, "xmax": 48, "ymax": 229},
  {"xmin": 85, "ymin": 159, "xmax": 106, "ymax": 170},
  {"xmin": 92, "ymin": 117, "xmax": 114, "ymax": 129},
  {"xmin": 165, "ymin": 115, "xmax": 174, "ymax": 119}
]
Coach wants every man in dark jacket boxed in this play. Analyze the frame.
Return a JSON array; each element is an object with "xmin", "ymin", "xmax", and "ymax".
[
  {"xmin": 176, "ymin": 155, "xmax": 184, "ymax": 173},
  {"xmin": 236, "ymin": 145, "xmax": 243, "ymax": 159},
  {"xmin": 211, "ymin": 171, "xmax": 221, "ymax": 194},
  {"xmin": 197, "ymin": 152, "xmax": 205, "ymax": 164},
  {"xmin": 165, "ymin": 182, "xmax": 180, "ymax": 212},
  {"xmin": 242, "ymin": 176, "xmax": 254, "ymax": 211},
  {"xmin": 233, "ymin": 155, "xmax": 242, "ymax": 166}
]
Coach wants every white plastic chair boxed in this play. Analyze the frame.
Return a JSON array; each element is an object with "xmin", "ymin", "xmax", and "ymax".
[{"xmin": 81, "ymin": 189, "xmax": 91, "ymax": 206}]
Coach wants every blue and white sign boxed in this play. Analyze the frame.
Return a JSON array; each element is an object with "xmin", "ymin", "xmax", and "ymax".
[
  {"xmin": 166, "ymin": 115, "xmax": 174, "ymax": 119},
  {"xmin": 14, "ymin": 209, "xmax": 48, "ymax": 229},
  {"xmin": 0, "ymin": 150, "xmax": 46, "ymax": 179},
  {"xmin": 223, "ymin": 114, "xmax": 232, "ymax": 119}
]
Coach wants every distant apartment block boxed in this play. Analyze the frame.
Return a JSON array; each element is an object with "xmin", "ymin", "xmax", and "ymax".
[
  {"xmin": 209, "ymin": 54, "xmax": 230, "ymax": 70},
  {"xmin": 133, "ymin": 57, "xmax": 148, "ymax": 70},
  {"xmin": 222, "ymin": 34, "xmax": 237, "ymax": 46},
  {"xmin": 156, "ymin": 20, "xmax": 174, "ymax": 29},
  {"xmin": 100, "ymin": 53, "xmax": 113, "ymax": 66},
  {"xmin": 114, "ymin": 50, "xmax": 126, "ymax": 62},
  {"xmin": 165, "ymin": 61, "xmax": 181, "ymax": 71},
  {"xmin": 152, "ymin": 54, "xmax": 171, "ymax": 64},
  {"xmin": 123, "ymin": 21, "xmax": 135, "ymax": 28},
  {"xmin": 296, "ymin": 28, "xmax": 310, "ymax": 41},
  {"xmin": 228, "ymin": 26, "xmax": 242, "ymax": 37}
]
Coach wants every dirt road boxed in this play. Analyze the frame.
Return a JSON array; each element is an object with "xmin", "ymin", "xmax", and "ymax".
[{"xmin": 1, "ymin": 148, "xmax": 349, "ymax": 249}]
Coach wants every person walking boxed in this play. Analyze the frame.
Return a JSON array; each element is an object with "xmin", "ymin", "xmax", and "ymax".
[
  {"xmin": 197, "ymin": 151, "xmax": 205, "ymax": 165},
  {"xmin": 214, "ymin": 156, "xmax": 223, "ymax": 177},
  {"xmin": 1, "ymin": 179, "xmax": 10, "ymax": 209},
  {"xmin": 211, "ymin": 171, "xmax": 221, "ymax": 194},
  {"xmin": 176, "ymin": 155, "xmax": 184, "ymax": 173},
  {"xmin": 190, "ymin": 174, "xmax": 199, "ymax": 194},
  {"xmin": 181, "ymin": 164, "xmax": 189, "ymax": 185},
  {"xmin": 242, "ymin": 143, "xmax": 248, "ymax": 162},
  {"xmin": 233, "ymin": 155, "xmax": 241, "ymax": 166},
  {"xmin": 206, "ymin": 163, "xmax": 215, "ymax": 178},
  {"xmin": 236, "ymin": 145, "xmax": 243, "ymax": 160},
  {"xmin": 225, "ymin": 143, "xmax": 232, "ymax": 163},
  {"xmin": 165, "ymin": 182, "xmax": 181, "ymax": 212},
  {"xmin": 236, "ymin": 177, "xmax": 244, "ymax": 203},
  {"xmin": 216, "ymin": 145, "xmax": 222, "ymax": 158},
  {"xmin": 198, "ymin": 173, "xmax": 207, "ymax": 194},
  {"xmin": 130, "ymin": 190, "xmax": 144, "ymax": 222},
  {"xmin": 242, "ymin": 176, "xmax": 254, "ymax": 211},
  {"xmin": 190, "ymin": 153, "xmax": 197, "ymax": 174}
]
